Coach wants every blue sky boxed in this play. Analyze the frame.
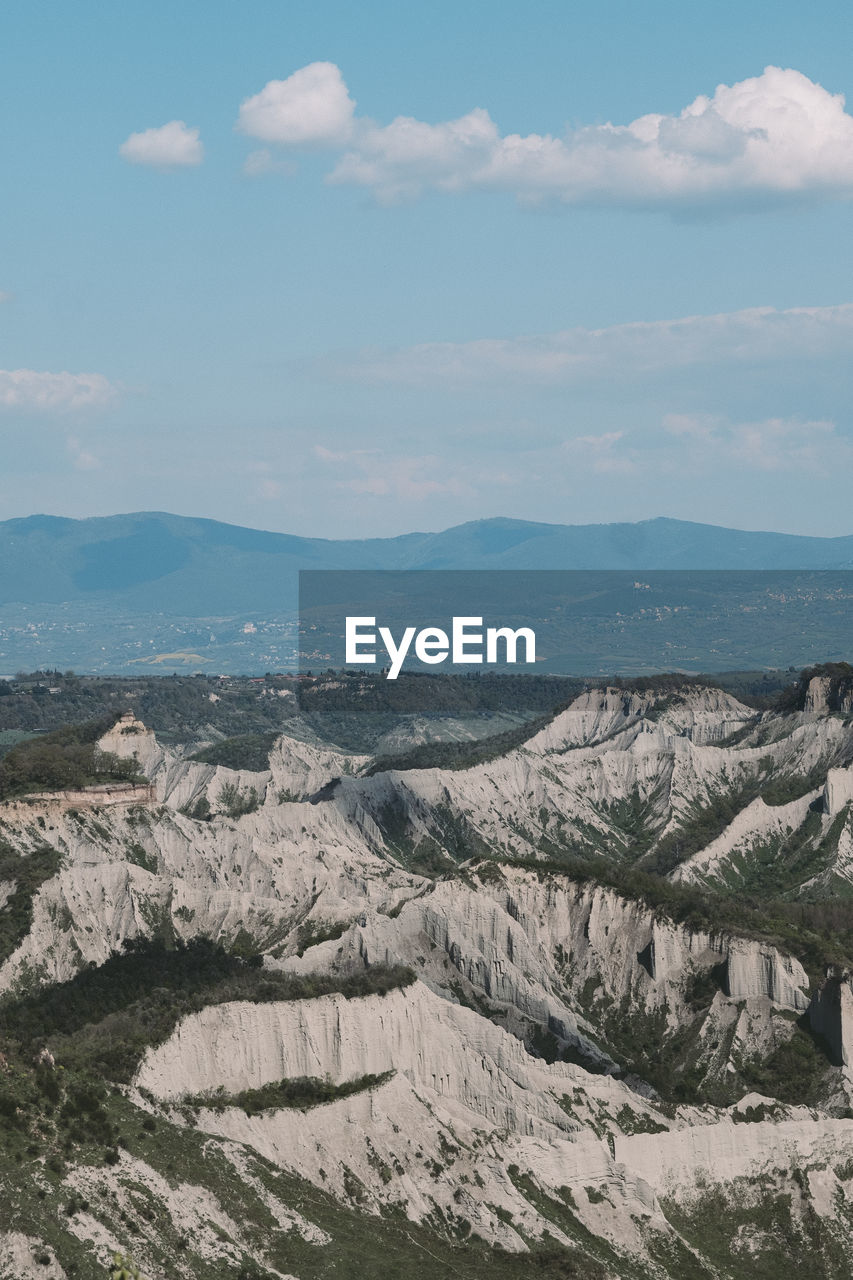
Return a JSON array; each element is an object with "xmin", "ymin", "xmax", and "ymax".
[{"xmin": 2, "ymin": 0, "xmax": 853, "ymax": 537}]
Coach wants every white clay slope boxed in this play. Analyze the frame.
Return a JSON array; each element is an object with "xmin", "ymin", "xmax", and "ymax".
[{"xmin": 2, "ymin": 685, "xmax": 853, "ymax": 1269}]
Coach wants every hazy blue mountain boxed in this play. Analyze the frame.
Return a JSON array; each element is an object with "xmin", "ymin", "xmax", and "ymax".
[{"xmin": 2, "ymin": 512, "xmax": 853, "ymax": 614}]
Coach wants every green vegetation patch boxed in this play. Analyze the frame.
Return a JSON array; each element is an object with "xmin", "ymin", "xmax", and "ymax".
[
  {"xmin": 739, "ymin": 1017, "xmax": 834, "ymax": 1104},
  {"xmin": 645, "ymin": 766, "xmax": 783, "ymax": 877},
  {"xmin": 190, "ymin": 732, "xmax": 278, "ymax": 772},
  {"xmin": 0, "ymin": 937, "xmax": 415, "ymax": 1083},
  {"xmin": 0, "ymin": 840, "xmax": 62, "ymax": 963},
  {"xmin": 217, "ymin": 780, "xmax": 261, "ymax": 816},
  {"xmin": 662, "ymin": 1180, "xmax": 853, "ymax": 1280},
  {"xmin": 597, "ymin": 781, "xmax": 669, "ymax": 861},
  {"xmin": 0, "ymin": 1062, "xmax": 608, "ymax": 1280},
  {"xmin": 295, "ymin": 917, "xmax": 353, "ymax": 956},
  {"xmin": 366, "ymin": 711, "xmax": 562, "ymax": 776},
  {"xmin": 776, "ymin": 661, "xmax": 853, "ymax": 715},
  {"xmin": 0, "ymin": 715, "xmax": 143, "ymax": 800},
  {"xmin": 184, "ymin": 1070, "xmax": 394, "ymax": 1115},
  {"xmin": 711, "ymin": 806, "xmax": 845, "ymax": 899}
]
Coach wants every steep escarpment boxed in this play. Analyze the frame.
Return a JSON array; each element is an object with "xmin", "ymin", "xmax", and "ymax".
[
  {"xmin": 338, "ymin": 682, "xmax": 853, "ymax": 895},
  {"xmin": 131, "ymin": 976, "xmax": 853, "ymax": 1271},
  {"xmin": 3, "ymin": 680, "xmax": 853, "ymax": 1277}
]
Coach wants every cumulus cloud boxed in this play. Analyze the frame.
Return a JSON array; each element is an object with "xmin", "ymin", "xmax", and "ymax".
[
  {"xmin": 325, "ymin": 303, "xmax": 853, "ymax": 387},
  {"xmin": 0, "ymin": 370, "xmax": 115, "ymax": 411},
  {"xmin": 335, "ymin": 65, "xmax": 853, "ymax": 207},
  {"xmin": 238, "ymin": 63, "xmax": 853, "ymax": 210},
  {"xmin": 119, "ymin": 120, "xmax": 204, "ymax": 168},
  {"xmin": 237, "ymin": 62, "xmax": 355, "ymax": 146},
  {"xmin": 332, "ymin": 108, "xmax": 499, "ymax": 203}
]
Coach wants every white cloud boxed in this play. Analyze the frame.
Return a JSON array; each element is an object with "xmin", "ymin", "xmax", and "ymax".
[
  {"xmin": 310, "ymin": 411, "xmax": 849, "ymax": 519},
  {"xmin": 237, "ymin": 63, "xmax": 853, "ymax": 210},
  {"xmin": 66, "ymin": 435, "xmax": 101, "ymax": 470},
  {"xmin": 333, "ymin": 65, "xmax": 853, "ymax": 207},
  {"xmin": 663, "ymin": 412, "xmax": 846, "ymax": 472},
  {"xmin": 314, "ymin": 445, "xmax": 469, "ymax": 499},
  {"xmin": 242, "ymin": 148, "xmax": 296, "ymax": 177},
  {"xmin": 565, "ymin": 431, "xmax": 636, "ymax": 474},
  {"xmin": 0, "ymin": 370, "xmax": 115, "ymax": 411},
  {"xmin": 729, "ymin": 417, "xmax": 838, "ymax": 471},
  {"xmin": 237, "ymin": 62, "xmax": 355, "ymax": 146},
  {"xmin": 662, "ymin": 413, "xmax": 719, "ymax": 441},
  {"xmin": 516, "ymin": 414, "xmax": 847, "ymax": 492},
  {"xmin": 332, "ymin": 108, "xmax": 499, "ymax": 203},
  {"xmin": 119, "ymin": 120, "xmax": 204, "ymax": 168},
  {"xmin": 325, "ymin": 303, "xmax": 853, "ymax": 387}
]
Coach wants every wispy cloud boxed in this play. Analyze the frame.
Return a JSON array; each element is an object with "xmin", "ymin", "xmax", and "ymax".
[
  {"xmin": 565, "ymin": 431, "xmax": 636, "ymax": 474},
  {"xmin": 314, "ymin": 445, "xmax": 470, "ymax": 500},
  {"xmin": 119, "ymin": 120, "xmax": 204, "ymax": 169},
  {"xmin": 238, "ymin": 64, "xmax": 853, "ymax": 212},
  {"xmin": 66, "ymin": 435, "xmax": 101, "ymax": 470},
  {"xmin": 662, "ymin": 413, "xmax": 846, "ymax": 473},
  {"xmin": 322, "ymin": 303, "xmax": 853, "ymax": 387},
  {"xmin": 242, "ymin": 149, "xmax": 296, "ymax": 178},
  {"xmin": 310, "ymin": 413, "xmax": 847, "ymax": 518},
  {"xmin": 237, "ymin": 62, "xmax": 356, "ymax": 147},
  {"xmin": 0, "ymin": 369, "xmax": 116, "ymax": 411}
]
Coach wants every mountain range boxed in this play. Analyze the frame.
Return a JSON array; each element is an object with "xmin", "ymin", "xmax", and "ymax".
[{"xmin": 3, "ymin": 512, "xmax": 853, "ymax": 614}]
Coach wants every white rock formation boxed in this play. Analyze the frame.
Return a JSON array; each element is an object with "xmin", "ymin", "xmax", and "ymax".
[
  {"xmin": 826, "ymin": 766, "xmax": 853, "ymax": 818},
  {"xmin": 2, "ymin": 687, "xmax": 853, "ymax": 1269},
  {"xmin": 0, "ymin": 1235, "xmax": 65, "ymax": 1280},
  {"xmin": 809, "ymin": 973, "xmax": 853, "ymax": 1066},
  {"xmin": 724, "ymin": 938, "xmax": 809, "ymax": 1011},
  {"xmin": 134, "ymin": 981, "xmax": 675, "ymax": 1248}
]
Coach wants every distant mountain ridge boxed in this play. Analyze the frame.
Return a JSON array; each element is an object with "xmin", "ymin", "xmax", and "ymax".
[{"xmin": 2, "ymin": 511, "xmax": 853, "ymax": 614}]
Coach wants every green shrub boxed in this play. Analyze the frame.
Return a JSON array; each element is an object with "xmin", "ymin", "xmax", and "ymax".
[
  {"xmin": 0, "ymin": 842, "xmax": 62, "ymax": 963},
  {"xmin": 295, "ymin": 918, "xmax": 352, "ymax": 956},
  {"xmin": 185, "ymin": 1070, "xmax": 394, "ymax": 1115},
  {"xmin": 179, "ymin": 794, "xmax": 211, "ymax": 821},
  {"xmin": 191, "ymin": 733, "xmax": 278, "ymax": 772},
  {"xmin": 218, "ymin": 782, "xmax": 260, "ymax": 817},
  {"xmin": 109, "ymin": 1254, "xmax": 147, "ymax": 1280}
]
